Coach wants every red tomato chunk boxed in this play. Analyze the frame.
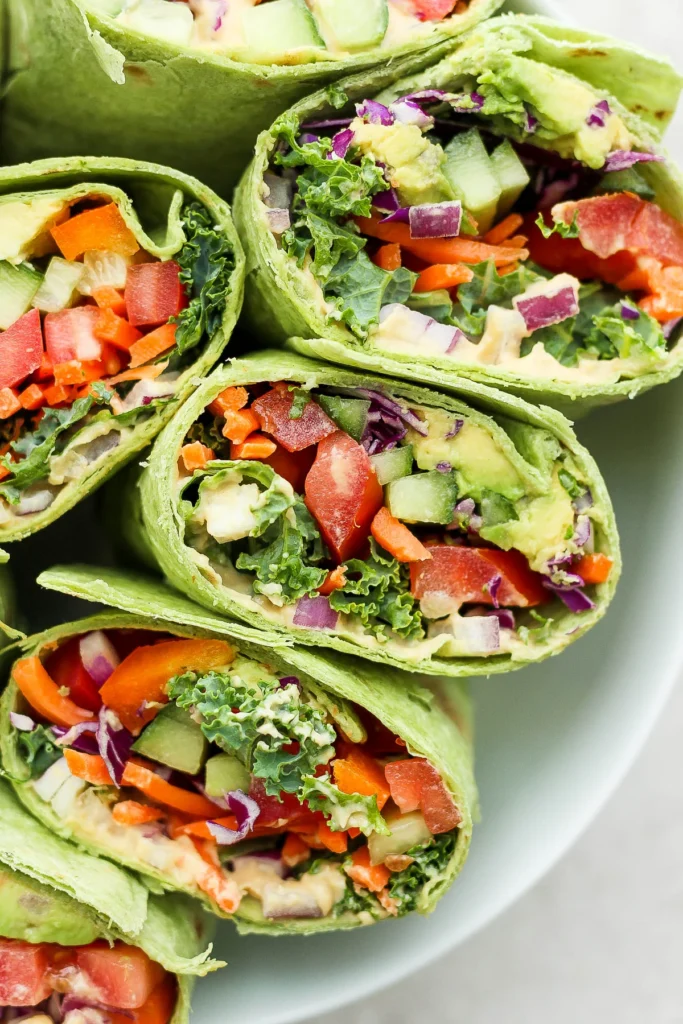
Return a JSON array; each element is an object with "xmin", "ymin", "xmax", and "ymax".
[
  {"xmin": 384, "ymin": 758, "xmax": 461, "ymax": 834},
  {"xmin": 45, "ymin": 306, "xmax": 102, "ymax": 363},
  {"xmin": 251, "ymin": 385, "xmax": 337, "ymax": 452},
  {"xmin": 125, "ymin": 261, "xmax": 186, "ymax": 328},
  {"xmin": 0, "ymin": 939, "xmax": 51, "ymax": 1005},
  {"xmin": 71, "ymin": 941, "xmax": 166, "ymax": 1010},
  {"xmin": 0, "ymin": 309, "xmax": 44, "ymax": 389}
]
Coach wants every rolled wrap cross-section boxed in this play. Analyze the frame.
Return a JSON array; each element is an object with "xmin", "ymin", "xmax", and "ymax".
[
  {"xmin": 117, "ymin": 349, "xmax": 619, "ymax": 675},
  {"xmin": 234, "ymin": 15, "xmax": 683, "ymax": 416},
  {"xmin": 2, "ymin": 0, "xmax": 505, "ymax": 194},
  {"xmin": 0, "ymin": 157, "xmax": 244, "ymax": 546},
  {"xmin": 1, "ymin": 570, "xmax": 476, "ymax": 933}
]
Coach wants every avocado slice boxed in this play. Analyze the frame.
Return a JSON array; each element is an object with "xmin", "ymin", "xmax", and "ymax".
[
  {"xmin": 132, "ymin": 703, "xmax": 208, "ymax": 775},
  {"xmin": 386, "ymin": 470, "xmax": 458, "ymax": 525},
  {"xmin": 317, "ymin": 394, "xmax": 370, "ymax": 442},
  {"xmin": 241, "ymin": 0, "xmax": 326, "ymax": 61},
  {"xmin": 309, "ymin": 0, "xmax": 388, "ymax": 53},
  {"xmin": 204, "ymin": 754, "xmax": 251, "ymax": 798},
  {"xmin": 444, "ymin": 129, "xmax": 501, "ymax": 235}
]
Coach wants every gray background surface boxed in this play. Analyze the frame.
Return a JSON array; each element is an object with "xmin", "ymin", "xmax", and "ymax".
[{"xmin": 311, "ymin": 3, "xmax": 683, "ymax": 1022}]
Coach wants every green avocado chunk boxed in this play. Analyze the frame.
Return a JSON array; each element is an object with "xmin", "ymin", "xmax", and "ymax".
[{"xmin": 132, "ymin": 703, "xmax": 208, "ymax": 775}]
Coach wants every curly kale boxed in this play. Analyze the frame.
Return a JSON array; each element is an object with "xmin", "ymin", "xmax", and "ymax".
[
  {"xmin": 235, "ymin": 501, "xmax": 328, "ymax": 602},
  {"xmin": 168, "ymin": 671, "xmax": 335, "ymax": 796},
  {"xmin": 329, "ymin": 541, "xmax": 424, "ymax": 641},
  {"xmin": 387, "ymin": 832, "xmax": 458, "ymax": 914},
  {"xmin": 174, "ymin": 201, "xmax": 235, "ymax": 355},
  {"xmin": 18, "ymin": 726, "xmax": 62, "ymax": 779}
]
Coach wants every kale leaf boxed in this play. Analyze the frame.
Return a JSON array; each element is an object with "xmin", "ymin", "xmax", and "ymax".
[
  {"xmin": 168, "ymin": 672, "xmax": 336, "ymax": 796},
  {"xmin": 301, "ymin": 774, "xmax": 389, "ymax": 836},
  {"xmin": 329, "ymin": 541, "xmax": 424, "ymax": 640},
  {"xmin": 18, "ymin": 726, "xmax": 62, "ymax": 779},
  {"xmin": 174, "ymin": 201, "xmax": 235, "ymax": 356},
  {"xmin": 235, "ymin": 501, "xmax": 328, "ymax": 603},
  {"xmin": 452, "ymin": 260, "xmax": 544, "ymax": 336},
  {"xmin": 388, "ymin": 832, "xmax": 457, "ymax": 914},
  {"xmin": 535, "ymin": 210, "xmax": 581, "ymax": 239}
]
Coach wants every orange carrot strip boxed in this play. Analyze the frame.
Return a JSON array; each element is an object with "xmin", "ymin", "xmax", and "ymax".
[
  {"xmin": 371, "ymin": 507, "xmax": 431, "ymax": 563},
  {"xmin": 282, "ymin": 833, "xmax": 311, "ymax": 868},
  {"xmin": 318, "ymin": 566, "xmax": 347, "ymax": 596},
  {"xmin": 112, "ymin": 800, "xmax": 166, "ymax": 826},
  {"xmin": 483, "ymin": 213, "xmax": 524, "ymax": 246},
  {"xmin": 128, "ymin": 323, "xmax": 177, "ymax": 368},
  {"xmin": 104, "ymin": 363, "xmax": 167, "ymax": 386},
  {"xmin": 64, "ymin": 750, "xmax": 113, "ymax": 786},
  {"xmin": 53, "ymin": 360, "xmax": 104, "ymax": 387},
  {"xmin": 181, "ymin": 442, "xmax": 215, "ymax": 472},
  {"xmin": 345, "ymin": 846, "xmax": 390, "ymax": 892},
  {"xmin": 413, "ymin": 263, "xmax": 473, "ymax": 293},
  {"xmin": 172, "ymin": 817, "xmax": 239, "ymax": 840},
  {"xmin": 122, "ymin": 760, "xmax": 224, "ymax": 817},
  {"xmin": 574, "ymin": 553, "xmax": 613, "ymax": 585},
  {"xmin": 12, "ymin": 656, "xmax": 95, "ymax": 728},
  {"xmin": 51, "ymin": 203, "xmax": 140, "ymax": 262},
  {"xmin": 373, "ymin": 243, "xmax": 402, "ymax": 272},
  {"xmin": 317, "ymin": 820, "xmax": 348, "ymax": 854},
  {"xmin": 355, "ymin": 216, "xmax": 528, "ymax": 266},
  {"xmin": 230, "ymin": 433, "xmax": 277, "ymax": 460}
]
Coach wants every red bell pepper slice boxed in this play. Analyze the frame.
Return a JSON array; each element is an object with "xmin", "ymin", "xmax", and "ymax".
[
  {"xmin": 409, "ymin": 545, "xmax": 547, "ymax": 608},
  {"xmin": 0, "ymin": 308, "xmax": 44, "ymax": 390},
  {"xmin": 124, "ymin": 261, "xmax": 186, "ymax": 328},
  {"xmin": 251, "ymin": 385, "xmax": 337, "ymax": 452}
]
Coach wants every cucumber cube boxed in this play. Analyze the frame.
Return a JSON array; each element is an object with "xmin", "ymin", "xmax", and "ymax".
[
  {"xmin": 317, "ymin": 394, "xmax": 370, "ymax": 443},
  {"xmin": 132, "ymin": 703, "xmax": 208, "ymax": 775},
  {"xmin": 309, "ymin": 0, "xmax": 388, "ymax": 52},
  {"xmin": 444, "ymin": 129, "xmax": 501, "ymax": 235},
  {"xmin": 370, "ymin": 445, "xmax": 414, "ymax": 486},
  {"xmin": 242, "ymin": 0, "xmax": 325, "ymax": 61},
  {"xmin": 386, "ymin": 470, "xmax": 458, "ymax": 525},
  {"xmin": 490, "ymin": 140, "xmax": 531, "ymax": 217},
  {"xmin": 205, "ymin": 754, "xmax": 251, "ymax": 798}
]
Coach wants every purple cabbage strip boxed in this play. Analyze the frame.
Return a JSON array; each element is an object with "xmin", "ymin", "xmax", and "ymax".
[
  {"xmin": 330, "ymin": 128, "xmax": 354, "ymax": 159},
  {"xmin": 207, "ymin": 790, "xmax": 261, "ymax": 845},
  {"xmin": 445, "ymin": 419, "xmax": 464, "ymax": 439},
  {"xmin": 53, "ymin": 722, "xmax": 99, "ymax": 755},
  {"xmin": 603, "ymin": 150, "xmax": 665, "ymax": 173},
  {"xmin": 524, "ymin": 109, "xmax": 539, "ymax": 133},
  {"xmin": 487, "ymin": 575, "xmax": 502, "ymax": 609},
  {"xmin": 543, "ymin": 580, "xmax": 595, "ymax": 613},
  {"xmin": 97, "ymin": 707, "xmax": 134, "ymax": 786},
  {"xmin": 435, "ymin": 461, "xmax": 452, "ymax": 473},
  {"xmin": 301, "ymin": 118, "xmax": 353, "ymax": 129},
  {"xmin": 487, "ymin": 608, "xmax": 516, "ymax": 630},
  {"xmin": 356, "ymin": 388, "xmax": 428, "ymax": 436},
  {"xmin": 278, "ymin": 676, "xmax": 300, "ymax": 689},
  {"xmin": 663, "ymin": 316, "xmax": 683, "ymax": 339},
  {"xmin": 356, "ymin": 99, "xmax": 393, "ymax": 126},
  {"xmin": 620, "ymin": 303, "xmax": 640, "ymax": 321},
  {"xmin": 380, "ymin": 206, "xmax": 410, "ymax": 224},
  {"xmin": 586, "ymin": 99, "xmax": 611, "ymax": 128},
  {"xmin": 373, "ymin": 187, "xmax": 400, "ymax": 214}
]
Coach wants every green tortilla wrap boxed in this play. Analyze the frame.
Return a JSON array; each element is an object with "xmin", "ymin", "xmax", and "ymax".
[
  {"xmin": 0, "ymin": 781, "xmax": 221, "ymax": 1024},
  {"xmin": 2, "ymin": 0, "xmax": 503, "ymax": 195},
  {"xmin": 233, "ymin": 14, "xmax": 683, "ymax": 416},
  {"xmin": 0, "ymin": 156, "xmax": 244, "ymax": 546},
  {"xmin": 1, "ymin": 568, "xmax": 476, "ymax": 933},
  {"xmin": 115, "ymin": 349, "xmax": 619, "ymax": 676}
]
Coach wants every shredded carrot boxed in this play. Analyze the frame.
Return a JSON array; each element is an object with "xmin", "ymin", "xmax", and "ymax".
[
  {"xmin": 317, "ymin": 820, "xmax": 348, "ymax": 854},
  {"xmin": 0, "ymin": 388, "xmax": 21, "ymax": 419},
  {"xmin": 414, "ymin": 263, "xmax": 473, "ymax": 293},
  {"xmin": 230, "ymin": 433, "xmax": 277, "ymax": 460},
  {"xmin": 574, "ymin": 553, "xmax": 613, "ymax": 585},
  {"xmin": 483, "ymin": 213, "xmax": 524, "ymax": 246},
  {"xmin": 282, "ymin": 833, "xmax": 311, "ymax": 868},
  {"xmin": 345, "ymin": 846, "xmax": 390, "ymax": 892},
  {"xmin": 371, "ymin": 507, "xmax": 431, "ymax": 563},
  {"xmin": 355, "ymin": 215, "xmax": 529, "ymax": 266},
  {"xmin": 51, "ymin": 203, "xmax": 140, "ymax": 262},
  {"xmin": 318, "ymin": 566, "xmax": 347, "ymax": 595},
  {"xmin": 506, "ymin": 235, "xmax": 529, "ymax": 250},
  {"xmin": 19, "ymin": 384, "xmax": 45, "ymax": 411},
  {"xmin": 373, "ymin": 243, "xmax": 402, "ymax": 272},
  {"xmin": 112, "ymin": 800, "xmax": 166, "ymax": 826},
  {"xmin": 172, "ymin": 817, "xmax": 238, "ymax": 840},
  {"xmin": 104, "ymin": 362, "xmax": 167, "ymax": 386},
  {"xmin": 208, "ymin": 386, "xmax": 249, "ymax": 417},
  {"xmin": 122, "ymin": 760, "xmax": 224, "ymax": 817},
  {"xmin": 128, "ymin": 323, "xmax": 177, "ymax": 368},
  {"xmin": 53, "ymin": 360, "xmax": 104, "ymax": 387},
  {"xmin": 192, "ymin": 842, "xmax": 241, "ymax": 914},
  {"xmin": 101, "ymin": 344, "xmax": 124, "ymax": 378},
  {"xmin": 221, "ymin": 408, "xmax": 260, "ymax": 444},
  {"xmin": 42, "ymin": 383, "xmax": 72, "ymax": 406},
  {"xmin": 92, "ymin": 286, "xmax": 127, "ymax": 317},
  {"xmin": 0, "ymin": 465, "xmax": 11, "ymax": 483},
  {"xmin": 499, "ymin": 262, "xmax": 520, "ymax": 277},
  {"xmin": 181, "ymin": 442, "xmax": 215, "ymax": 472},
  {"xmin": 95, "ymin": 309, "xmax": 142, "ymax": 351},
  {"xmin": 64, "ymin": 750, "xmax": 113, "ymax": 786}
]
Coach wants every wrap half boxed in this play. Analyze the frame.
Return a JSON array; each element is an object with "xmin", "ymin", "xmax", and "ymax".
[
  {"xmin": 2, "ymin": 0, "xmax": 504, "ymax": 195},
  {"xmin": 0, "ymin": 781, "xmax": 221, "ymax": 1024},
  {"xmin": 233, "ymin": 15, "xmax": 683, "ymax": 415},
  {"xmin": 0, "ymin": 157, "xmax": 244, "ymax": 546},
  {"xmin": 118, "ymin": 349, "xmax": 619, "ymax": 675},
  {"xmin": 1, "ymin": 567, "xmax": 477, "ymax": 933}
]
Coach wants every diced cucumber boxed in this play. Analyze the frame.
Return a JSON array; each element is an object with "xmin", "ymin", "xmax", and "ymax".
[
  {"xmin": 317, "ymin": 394, "xmax": 370, "ymax": 443},
  {"xmin": 125, "ymin": 0, "xmax": 194, "ymax": 45},
  {"xmin": 490, "ymin": 139, "xmax": 530, "ymax": 217},
  {"xmin": 444, "ymin": 129, "xmax": 501, "ymax": 235},
  {"xmin": 370, "ymin": 445, "xmax": 414, "ymax": 486},
  {"xmin": 480, "ymin": 489, "xmax": 518, "ymax": 528},
  {"xmin": 205, "ymin": 754, "xmax": 251, "ymax": 798},
  {"xmin": 386, "ymin": 470, "xmax": 458, "ymax": 525},
  {"xmin": 0, "ymin": 261, "xmax": 43, "ymax": 330},
  {"xmin": 242, "ymin": 0, "xmax": 325, "ymax": 60},
  {"xmin": 597, "ymin": 168, "xmax": 656, "ymax": 201},
  {"xmin": 368, "ymin": 810, "xmax": 432, "ymax": 866},
  {"xmin": 309, "ymin": 0, "xmax": 388, "ymax": 53},
  {"xmin": 132, "ymin": 703, "xmax": 208, "ymax": 775},
  {"xmin": 32, "ymin": 258, "xmax": 84, "ymax": 313}
]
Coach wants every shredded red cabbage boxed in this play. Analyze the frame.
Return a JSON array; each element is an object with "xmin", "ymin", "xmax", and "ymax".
[
  {"xmin": 409, "ymin": 201, "xmax": 462, "ymax": 239},
  {"xmin": 487, "ymin": 575, "xmax": 502, "ymax": 608},
  {"xmin": 356, "ymin": 99, "xmax": 393, "ymax": 126},
  {"xmin": 486, "ymin": 608, "xmax": 516, "ymax": 630},
  {"xmin": 331, "ymin": 128, "xmax": 354, "ymax": 159},
  {"xmin": 79, "ymin": 631, "xmax": 119, "ymax": 687},
  {"xmin": 301, "ymin": 118, "xmax": 352, "ymax": 129},
  {"xmin": 54, "ymin": 722, "xmax": 99, "ymax": 754},
  {"xmin": 445, "ymin": 419, "xmax": 464, "ymax": 438},
  {"xmin": 380, "ymin": 206, "xmax": 409, "ymax": 224},
  {"xmin": 620, "ymin": 302, "xmax": 640, "ymax": 321},
  {"xmin": 97, "ymin": 707, "xmax": 134, "ymax": 786},
  {"xmin": 603, "ymin": 150, "xmax": 665, "ymax": 173},
  {"xmin": 663, "ymin": 316, "xmax": 682, "ymax": 339},
  {"xmin": 293, "ymin": 595, "xmax": 338, "ymax": 630},
  {"xmin": 543, "ymin": 580, "xmax": 595, "ymax": 612},
  {"xmin": 525, "ymin": 110, "xmax": 539, "ymax": 133},
  {"xmin": 389, "ymin": 98, "xmax": 434, "ymax": 130},
  {"xmin": 278, "ymin": 676, "xmax": 300, "ymax": 689},
  {"xmin": 573, "ymin": 516, "xmax": 593, "ymax": 548},
  {"xmin": 586, "ymin": 99, "xmax": 611, "ymax": 128},
  {"xmin": 207, "ymin": 791, "xmax": 260, "ymax": 845},
  {"xmin": 572, "ymin": 488, "xmax": 593, "ymax": 513},
  {"xmin": 373, "ymin": 187, "xmax": 400, "ymax": 214}
]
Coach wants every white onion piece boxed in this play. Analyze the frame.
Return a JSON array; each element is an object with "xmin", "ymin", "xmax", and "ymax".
[
  {"xmin": 266, "ymin": 208, "xmax": 291, "ymax": 235},
  {"xmin": 261, "ymin": 883, "xmax": 324, "ymax": 920},
  {"xmin": 263, "ymin": 171, "xmax": 293, "ymax": 211},
  {"xmin": 16, "ymin": 489, "xmax": 55, "ymax": 515},
  {"xmin": 79, "ymin": 631, "xmax": 120, "ymax": 686}
]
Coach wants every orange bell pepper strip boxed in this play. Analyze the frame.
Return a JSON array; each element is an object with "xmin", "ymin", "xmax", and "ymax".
[
  {"xmin": 221, "ymin": 408, "xmax": 260, "ymax": 444},
  {"xmin": 0, "ymin": 388, "xmax": 21, "ymax": 419},
  {"xmin": 483, "ymin": 213, "xmax": 524, "ymax": 246},
  {"xmin": 355, "ymin": 216, "xmax": 528, "ymax": 266},
  {"xmin": 112, "ymin": 800, "xmax": 166, "ymax": 826},
  {"xmin": 317, "ymin": 820, "xmax": 348, "ymax": 854},
  {"xmin": 12, "ymin": 656, "xmax": 96, "ymax": 729},
  {"xmin": 95, "ymin": 309, "xmax": 143, "ymax": 352},
  {"xmin": 344, "ymin": 846, "xmax": 390, "ymax": 892},
  {"xmin": 181, "ymin": 442, "xmax": 215, "ymax": 472},
  {"xmin": 208, "ymin": 386, "xmax": 248, "ymax": 417},
  {"xmin": 413, "ymin": 264, "xmax": 473, "ymax": 292},
  {"xmin": 51, "ymin": 203, "xmax": 140, "ymax": 262},
  {"xmin": 99, "ymin": 638, "xmax": 235, "ymax": 734},
  {"xmin": 53, "ymin": 360, "xmax": 105, "ymax": 387},
  {"xmin": 373, "ymin": 243, "xmax": 402, "ymax": 272},
  {"xmin": 230, "ymin": 433, "xmax": 277, "ymax": 460},
  {"xmin": 121, "ymin": 760, "xmax": 224, "ymax": 817},
  {"xmin": 171, "ymin": 816, "xmax": 239, "ymax": 840},
  {"xmin": 574, "ymin": 553, "xmax": 613, "ymax": 585},
  {"xmin": 128, "ymin": 323, "xmax": 177, "ymax": 368},
  {"xmin": 333, "ymin": 746, "xmax": 391, "ymax": 811},
  {"xmin": 92, "ymin": 286, "xmax": 127, "ymax": 317},
  {"xmin": 371, "ymin": 507, "xmax": 431, "ymax": 564},
  {"xmin": 19, "ymin": 384, "xmax": 45, "ymax": 411},
  {"xmin": 318, "ymin": 566, "xmax": 347, "ymax": 596},
  {"xmin": 109, "ymin": 975, "xmax": 177, "ymax": 1024},
  {"xmin": 104, "ymin": 363, "xmax": 167, "ymax": 386},
  {"xmin": 64, "ymin": 750, "xmax": 113, "ymax": 786},
  {"xmin": 282, "ymin": 832, "xmax": 311, "ymax": 868}
]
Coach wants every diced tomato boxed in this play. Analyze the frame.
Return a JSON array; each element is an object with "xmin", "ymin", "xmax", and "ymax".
[
  {"xmin": 0, "ymin": 939, "xmax": 51, "ymax": 1005},
  {"xmin": 69, "ymin": 942, "xmax": 166, "ymax": 1010},
  {"xmin": 44, "ymin": 307, "xmax": 102, "ymax": 364},
  {"xmin": 0, "ymin": 388, "xmax": 21, "ymax": 419},
  {"xmin": 305, "ymin": 431, "xmax": 383, "ymax": 563},
  {"xmin": 45, "ymin": 636, "xmax": 102, "ymax": 713},
  {"xmin": 384, "ymin": 758, "xmax": 461, "ymax": 834},
  {"xmin": 406, "ymin": 0, "xmax": 457, "ymax": 19},
  {"xmin": 248, "ymin": 776, "xmax": 312, "ymax": 829},
  {"xmin": 0, "ymin": 308, "xmax": 44, "ymax": 390},
  {"xmin": 409, "ymin": 545, "xmax": 547, "ymax": 608},
  {"xmin": 263, "ymin": 443, "xmax": 315, "ymax": 494},
  {"xmin": 251, "ymin": 386, "xmax": 337, "ymax": 452},
  {"xmin": 124, "ymin": 261, "xmax": 186, "ymax": 328}
]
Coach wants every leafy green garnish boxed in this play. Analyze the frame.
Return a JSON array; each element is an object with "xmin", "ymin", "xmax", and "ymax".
[
  {"xmin": 335, "ymin": 878, "xmax": 385, "ymax": 919},
  {"xmin": 587, "ymin": 302, "xmax": 666, "ymax": 360},
  {"xmin": 174, "ymin": 201, "xmax": 235, "ymax": 355},
  {"xmin": 387, "ymin": 832, "xmax": 457, "ymax": 914},
  {"xmin": 287, "ymin": 386, "xmax": 312, "ymax": 420},
  {"xmin": 18, "ymin": 726, "xmax": 62, "ymax": 779},
  {"xmin": 329, "ymin": 540, "xmax": 424, "ymax": 641},
  {"xmin": 325, "ymin": 252, "xmax": 416, "ymax": 336},
  {"xmin": 558, "ymin": 468, "xmax": 584, "ymax": 499},
  {"xmin": 535, "ymin": 211, "xmax": 580, "ymax": 239},
  {"xmin": 452, "ymin": 260, "xmax": 544, "ymax": 335},
  {"xmin": 236, "ymin": 501, "xmax": 328, "ymax": 603},
  {"xmin": 168, "ymin": 672, "xmax": 336, "ymax": 796},
  {"xmin": 186, "ymin": 460, "xmax": 295, "ymax": 539},
  {"xmin": 301, "ymin": 774, "xmax": 389, "ymax": 836}
]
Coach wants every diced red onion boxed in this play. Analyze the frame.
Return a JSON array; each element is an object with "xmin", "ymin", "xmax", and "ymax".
[
  {"xmin": 207, "ymin": 790, "xmax": 260, "ymax": 845},
  {"xmin": 331, "ymin": 128, "xmax": 354, "ymax": 159},
  {"xmin": 603, "ymin": 150, "xmax": 665, "ymax": 173},
  {"xmin": 455, "ymin": 615, "xmax": 500, "ymax": 653},
  {"xmin": 455, "ymin": 498, "xmax": 475, "ymax": 516},
  {"xmin": 620, "ymin": 302, "xmax": 640, "ymax": 321},
  {"xmin": 389, "ymin": 98, "xmax": 433, "ymax": 130},
  {"xmin": 380, "ymin": 206, "xmax": 409, "ymax": 224},
  {"xmin": 586, "ymin": 99, "xmax": 611, "ymax": 128},
  {"xmin": 543, "ymin": 581, "xmax": 595, "ymax": 612},
  {"xmin": 10, "ymin": 712, "xmax": 35, "ymax": 731},
  {"xmin": 278, "ymin": 675, "xmax": 300, "ymax": 689},
  {"xmin": 97, "ymin": 707, "xmax": 133, "ymax": 786},
  {"xmin": 120, "ymin": 376, "xmax": 178, "ymax": 413},
  {"xmin": 373, "ymin": 187, "xmax": 400, "ymax": 214},
  {"xmin": 298, "ymin": 132, "xmax": 319, "ymax": 145},
  {"xmin": 573, "ymin": 515, "xmax": 593, "ymax": 548},
  {"xmin": 435, "ymin": 461, "xmax": 452, "ymax": 473},
  {"xmin": 293, "ymin": 595, "xmax": 338, "ymax": 630},
  {"xmin": 356, "ymin": 99, "xmax": 393, "ymax": 126},
  {"xmin": 525, "ymin": 110, "xmax": 539, "ymax": 133},
  {"xmin": 355, "ymin": 386, "xmax": 428, "ymax": 436},
  {"xmin": 515, "ymin": 283, "xmax": 579, "ymax": 332},
  {"xmin": 266, "ymin": 208, "xmax": 291, "ymax": 235},
  {"xmin": 54, "ymin": 722, "xmax": 99, "ymax": 752},
  {"xmin": 445, "ymin": 419, "xmax": 464, "ymax": 438},
  {"xmin": 62, "ymin": 996, "xmax": 132, "ymax": 1020},
  {"xmin": 409, "ymin": 201, "xmax": 462, "ymax": 239},
  {"xmin": 487, "ymin": 608, "xmax": 516, "ymax": 630},
  {"xmin": 80, "ymin": 631, "xmax": 119, "ymax": 687},
  {"xmin": 400, "ymin": 90, "xmax": 448, "ymax": 104},
  {"xmin": 16, "ymin": 489, "xmax": 55, "ymax": 515}
]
